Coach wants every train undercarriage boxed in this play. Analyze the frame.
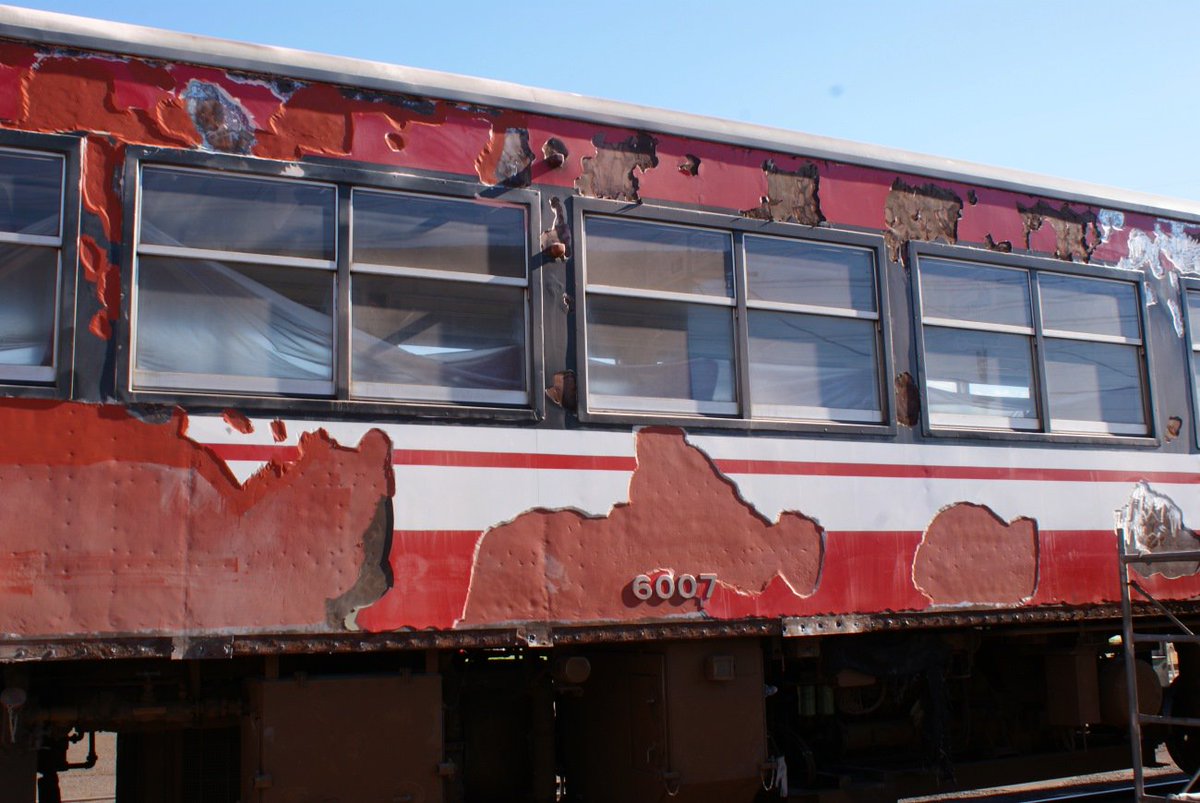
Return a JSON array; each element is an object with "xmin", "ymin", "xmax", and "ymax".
[{"xmin": 2, "ymin": 619, "xmax": 1188, "ymax": 803}]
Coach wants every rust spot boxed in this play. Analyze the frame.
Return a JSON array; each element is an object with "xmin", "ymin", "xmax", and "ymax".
[
  {"xmin": 475, "ymin": 126, "xmax": 534, "ymax": 187},
  {"xmin": 459, "ymin": 428, "xmax": 823, "ymax": 625},
  {"xmin": 678, "ymin": 154, "xmax": 701, "ymax": 176},
  {"xmin": 575, "ymin": 132, "xmax": 658, "ymax": 202},
  {"xmin": 742, "ymin": 160, "xmax": 823, "ymax": 225},
  {"xmin": 967, "ymin": 190, "xmax": 978, "ymax": 205},
  {"xmin": 1168, "ymin": 416, "xmax": 1183, "ymax": 442},
  {"xmin": 984, "ymin": 233, "xmax": 1013, "ymax": 253},
  {"xmin": 542, "ymin": 137, "xmax": 568, "ymax": 169},
  {"xmin": 0, "ymin": 401, "xmax": 393, "ymax": 636},
  {"xmin": 270, "ymin": 419, "xmax": 288, "ymax": 443},
  {"xmin": 894, "ymin": 372, "xmax": 921, "ymax": 428},
  {"xmin": 883, "ymin": 179, "xmax": 963, "ymax": 265},
  {"xmin": 221, "ymin": 409, "xmax": 254, "ymax": 434},
  {"xmin": 182, "ymin": 79, "xmax": 255, "ymax": 154},
  {"xmin": 539, "ymin": 197, "xmax": 572, "ymax": 261},
  {"xmin": 545, "ymin": 370, "xmax": 577, "ymax": 411},
  {"xmin": 913, "ymin": 503, "xmax": 1038, "ymax": 605},
  {"xmin": 1018, "ymin": 201, "xmax": 1096, "ymax": 262}
]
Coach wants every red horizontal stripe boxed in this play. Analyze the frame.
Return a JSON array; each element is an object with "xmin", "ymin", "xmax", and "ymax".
[
  {"xmin": 202, "ymin": 443, "xmax": 1200, "ymax": 484},
  {"xmin": 713, "ymin": 459, "xmax": 1200, "ymax": 484}
]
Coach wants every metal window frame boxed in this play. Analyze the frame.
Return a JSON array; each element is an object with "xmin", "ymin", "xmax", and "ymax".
[
  {"xmin": 118, "ymin": 146, "xmax": 543, "ymax": 422},
  {"xmin": 1181, "ymin": 278, "xmax": 1200, "ymax": 450},
  {"xmin": 0, "ymin": 131, "xmax": 82, "ymax": 400},
  {"xmin": 909, "ymin": 241, "xmax": 1158, "ymax": 446},
  {"xmin": 572, "ymin": 196, "xmax": 894, "ymax": 435}
]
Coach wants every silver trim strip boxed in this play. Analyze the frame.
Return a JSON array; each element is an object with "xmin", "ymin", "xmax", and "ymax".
[
  {"xmin": 138, "ymin": 242, "xmax": 336, "ymax": 270},
  {"xmin": 4, "ymin": 6, "xmax": 1200, "ymax": 221},
  {"xmin": 0, "ymin": 231, "xmax": 59, "ymax": 247},
  {"xmin": 747, "ymin": 299, "xmax": 878, "ymax": 320},
  {"xmin": 586, "ymin": 284, "xmax": 735, "ymax": 306},
  {"xmin": 923, "ymin": 317, "xmax": 1035, "ymax": 337},
  {"xmin": 350, "ymin": 261, "xmax": 527, "ymax": 286}
]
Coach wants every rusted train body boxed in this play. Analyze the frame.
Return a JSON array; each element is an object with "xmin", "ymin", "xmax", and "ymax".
[{"xmin": 2, "ymin": 7, "xmax": 1200, "ymax": 802}]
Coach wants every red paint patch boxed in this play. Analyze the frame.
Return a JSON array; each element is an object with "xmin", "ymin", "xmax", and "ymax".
[
  {"xmin": 270, "ymin": 419, "xmax": 288, "ymax": 443},
  {"xmin": 0, "ymin": 401, "xmax": 393, "ymax": 636},
  {"xmin": 221, "ymin": 409, "xmax": 254, "ymax": 434},
  {"xmin": 913, "ymin": 503, "xmax": 1038, "ymax": 605},
  {"xmin": 451, "ymin": 429, "xmax": 822, "ymax": 626},
  {"xmin": 348, "ymin": 112, "xmax": 406, "ymax": 164},
  {"xmin": 355, "ymin": 531, "xmax": 480, "ymax": 630},
  {"xmin": 82, "ymin": 137, "xmax": 123, "ymax": 244},
  {"xmin": 79, "ymin": 234, "xmax": 120, "ymax": 336}
]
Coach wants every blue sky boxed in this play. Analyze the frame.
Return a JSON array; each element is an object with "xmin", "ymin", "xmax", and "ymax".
[{"xmin": 9, "ymin": 1, "xmax": 1200, "ymax": 202}]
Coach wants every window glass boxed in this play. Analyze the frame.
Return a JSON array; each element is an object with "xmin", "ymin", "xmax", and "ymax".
[
  {"xmin": 0, "ymin": 245, "xmax": 57, "ymax": 368},
  {"xmin": 134, "ymin": 256, "xmax": 334, "ymax": 391},
  {"xmin": 921, "ymin": 259, "xmax": 1031, "ymax": 328},
  {"xmin": 1190, "ymin": 290, "xmax": 1200, "ymax": 350},
  {"xmin": 745, "ymin": 236, "xmax": 875, "ymax": 311},
  {"xmin": 923, "ymin": 326, "xmax": 1037, "ymax": 426},
  {"xmin": 586, "ymin": 295, "xmax": 735, "ymax": 412},
  {"xmin": 351, "ymin": 275, "xmax": 526, "ymax": 401},
  {"xmin": 748, "ymin": 312, "xmax": 879, "ymax": 420},
  {"xmin": 0, "ymin": 150, "xmax": 61, "ymax": 237},
  {"xmin": 140, "ymin": 168, "xmax": 335, "ymax": 260},
  {"xmin": 1039, "ymin": 274, "xmax": 1139, "ymax": 340},
  {"xmin": 1044, "ymin": 340, "xmax": 1145, "ymax": 432},
  {"xmin": 353, "ymin": 191, "xmax": 526, "ymax": 279},
  {"xmin": 586, "ymin": 217, "xmax": 732, "ymax": 297}
]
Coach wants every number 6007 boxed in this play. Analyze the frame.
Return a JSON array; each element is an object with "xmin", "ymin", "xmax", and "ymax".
[{"xmin": 630, "ymin": 573, "xmax": 717, "ymax": 602}]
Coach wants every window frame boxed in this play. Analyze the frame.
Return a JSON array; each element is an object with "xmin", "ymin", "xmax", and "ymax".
[
  {"xmin": 0, "ymin": 130, "xmax": 82, "ymax": 399},
  {"xmin": 118, "ymin": 146, "xmax": 544, "ymax": 421},
  {"xmin": 909, "ymin": 241, "xmax": 1158, "ymax": 445},
  {"xmin": 572, "ymin": 197, "xmax": 894, "ymax": 434},
  {"xmin": 1181, "ymin": 277, "xmax": 1200, "ymax": 450}
]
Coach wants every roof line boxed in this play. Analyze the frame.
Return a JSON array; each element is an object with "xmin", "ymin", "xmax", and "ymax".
[{"xmin": 2, "ymin": 4, "xmax": 1199, "ymax": 223}]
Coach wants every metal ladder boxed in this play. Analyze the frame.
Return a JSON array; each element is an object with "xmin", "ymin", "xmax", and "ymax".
[{"xmin": 1120, "ymin": 528, "xmax": 1200, "ymax": 801}]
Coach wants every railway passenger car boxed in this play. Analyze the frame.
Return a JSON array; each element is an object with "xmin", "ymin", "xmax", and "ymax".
[{"xmin": 2, "ymin": 7, "xmax": 1200, "ymax": 801}]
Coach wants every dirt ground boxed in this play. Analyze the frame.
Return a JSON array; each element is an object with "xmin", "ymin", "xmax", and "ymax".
[{"xmin": 46, "ymin": 731, "xmax": 116, "ymax": 803}]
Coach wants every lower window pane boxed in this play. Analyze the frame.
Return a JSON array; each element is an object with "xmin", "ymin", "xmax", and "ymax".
[
  {"xmin": 924, "ymin": 326, "xmax": 1038, "ymax": 427},
  {"xmin": 1045, "ymin": 339, "xmax": 1145, "ymax": 433},
  {"xmin": 0, "ymin": 244, "xmax": 57, "ymax": 372},
  {"xmin": 351, "ymin": 275, "xmax": 527, "ymax": 403},
  {"xmin": 586, "ymin": 295, "xmax": 735, "ymax": 413},
  {"xmin": 748, "ymin": 311, "xmax": 879, "ymax": 421},
  {"xmin": 134, "ymin": 256, "xmax": 334, "ymax": 393}
]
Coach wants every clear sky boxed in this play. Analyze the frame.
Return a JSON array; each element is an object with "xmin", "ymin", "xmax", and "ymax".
[{"xmin": 7, "ymin": 1, "xmax": 1200, "ymax": 202}]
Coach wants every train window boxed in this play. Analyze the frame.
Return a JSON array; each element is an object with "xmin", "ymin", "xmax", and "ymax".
[
  {"xmin": 349, "ymin": 190, "xmax": 529, "ymax": 405},
  {"xmin": 0, "ymin": 135, "xmax": 79, "ymax": 394},
  {"xmin": 579, "ymin": 210, "xmax": 887, "ymax": 426},
  {"xmin": 133, "ymin": 167, "xmax": 338, "ymax": 396},
  {"xmin": 916, "ymin": 252, "xmax": 1148, "ymax": 437},
  {"xmin": 128, "ymin": 154, "xmax": 539, "ymax": 413}
]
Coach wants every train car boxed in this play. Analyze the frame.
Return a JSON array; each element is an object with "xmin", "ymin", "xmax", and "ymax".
[{"xmin": 2, "ymin": 6, "xmax": 1200, "ymax": 802}]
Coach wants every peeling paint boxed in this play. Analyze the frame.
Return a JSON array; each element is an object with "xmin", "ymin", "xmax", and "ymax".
[
  {"xmin": 575, "ymin": 132, "xmax": 658, "ymax": 201},
  {"xmin": 1117, "ymin": 481, "xmax": 1200, "ymax": 579},
  {"xmin": 0, "ymin": 401, "xmax": 393, "ymax": 636},
  {"xmin": 1018, "ymin": 200, "xmax": 1095, "ymax": 262},
  {"xmin": 1118, "ymin": 222, "xmax": 1200, "ymax": 336},
  {"xmin": 739, "ymin": 158, "xmax": 825, "ymax": 225},
  {"xmin": 541, "ymin": 136, "xmax": 568, "ymax": 168},
  {"xmin": 984, "ymin": 233, "xmax": 1013, "ymax": 252},
  {"xmin": 539, "ymin": 196, "xmax": 571, "ymax": 260},
  {"xmin": 78, "ymin": 234, "xmax": 119, "ymax": 339},
  {"xmin": 894, "ymin": 372, "xmax": 921, "ymax": 428},
  {"xmin": 430, "ymin": 429, "xmax": 825, "ymax": 626},
  {"xmin": 221, "ymin": 409, "xmax": 254, "ymax": 434},
  {"xmin": 883, "ymin": 179, "xmax": 962, "ymax": 264},
  {"xmin": 678, "ymin": 154, "xmax": 700, "ymax": 176},
  {"xmin": 742, "ymin": 159, "xmax": 823, "ymax": 225},
  {"xmin": 182, "ymin": 79, "xmax": 256, "ymax": 154},
  {"xmin": 1098, "ymin": 209, "xmax": 1125, "ymax": 243},
  {"xmin": 545, "ymin": 370, "xmax": 577, "ymax": 411},
  {"xmin": 913, "ymin": 503, "xmax": 1038, "ymax": 605},
  {"xmin": 270, "ymin": 419, "xmax": 288, "ymax": 443},
  {"xmin": 1167, "ymin": 416, "xmax": 1183, "ymax": 442},
  {"xmin": 475, "ymin": 126, "xmax": 533, "ymax": 187}
]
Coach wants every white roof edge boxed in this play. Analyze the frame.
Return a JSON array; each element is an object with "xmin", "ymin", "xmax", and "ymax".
[{"xmin": 3, "ymin": 4, "xmax": 1200, "ymax": 223}]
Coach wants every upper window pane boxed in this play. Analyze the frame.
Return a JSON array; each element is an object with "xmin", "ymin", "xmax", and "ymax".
[
  {"xmin": 0, "ymin": 150, "xmax": 62, "ymax": 238},
  {"xmin": 585, "ymin": 217, "xmax": 733, "ymax": 298},
  {"xmin": 353, "ymin": 191, "xmax": 526, "ymax": 279},
  {"xmin": 921, "ymin": 259, "xmax": 1032, "ymax": 328},
  {"xmin": 1039, "ymin": 274, "xmax": 1139, "ymax": 340},
  {"xmin": 1191, "ymin": 291, "xmax": 1200, "ymax": 349},
  {"xmin": 745, "ymin": 236, "xmax": 876, "ymax": 312},
  {"xmin": 140, "ymin": 168, "xmax": 335, "ymax": 260}
]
